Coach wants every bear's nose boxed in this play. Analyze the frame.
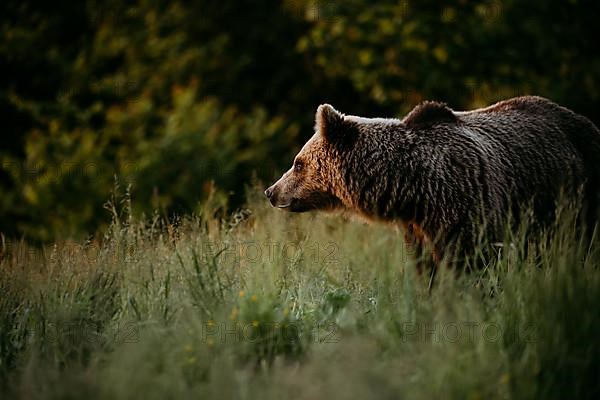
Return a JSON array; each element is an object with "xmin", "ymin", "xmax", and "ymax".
[{"xmin": 264, "ymin": 187, "xmax": 273, "ymax": 199}]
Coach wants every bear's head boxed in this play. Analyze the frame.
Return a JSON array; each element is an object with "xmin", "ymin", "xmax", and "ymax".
[{"xmin": 264, "ymin": 104, "xmax": 357, "ymax": 212}]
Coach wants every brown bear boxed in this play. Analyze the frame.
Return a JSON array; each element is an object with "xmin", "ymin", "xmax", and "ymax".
[{"xmin": 265, "ymin": 96, "xmax": 600, "ymax": 263}]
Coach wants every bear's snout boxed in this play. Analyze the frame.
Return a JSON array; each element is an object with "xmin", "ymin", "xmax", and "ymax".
[
  {"xmin": 264, "ymin": 187, "xmax": 274, "ymax": 200},
  {"xmin": 264, "ymin": 184, "xmax": 285, "ymax": 208},
  {"xmin": 264, "ymin": 185, "xmax": 278, "ymax": 206},
  {"xmin": 265, "ymin": 181, "xmax": 296, "ymax": 209}
]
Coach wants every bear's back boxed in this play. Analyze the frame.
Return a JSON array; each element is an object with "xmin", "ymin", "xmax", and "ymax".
[
  {"xmin": 458, "ymin": 96, "xmax": 600, "ymax": 195},
  {"xmin": 404, "ymin": 96, "xmax": 596, "ymax": 243}
]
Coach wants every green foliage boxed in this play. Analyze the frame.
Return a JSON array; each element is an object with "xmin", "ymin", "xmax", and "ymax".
[
  {"xmin": 2, "ymin": 85, "xmax": 298, "ymax": 241},
  {"xmin": 304, "ymin": 0, "xmax": 600, "ymax": 114},
  {"xmin": 0, "ymin": 190, "xmax": 599, "ymax": 399}
]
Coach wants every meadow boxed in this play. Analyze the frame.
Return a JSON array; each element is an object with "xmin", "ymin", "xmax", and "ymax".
[{"xmin": 1, "ymin": 188, "xmax": 599, "ymax": 400}]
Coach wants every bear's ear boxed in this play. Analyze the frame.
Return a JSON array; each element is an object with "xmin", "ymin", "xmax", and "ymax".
[{"xmin": 315, "ymin": 104, "xmax": 344, "ymax": 141}]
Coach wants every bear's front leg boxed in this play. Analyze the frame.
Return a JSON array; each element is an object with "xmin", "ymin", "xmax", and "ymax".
[{"xmin": 403, "ymin": 223, "xmax": 439, "ymax": 288}]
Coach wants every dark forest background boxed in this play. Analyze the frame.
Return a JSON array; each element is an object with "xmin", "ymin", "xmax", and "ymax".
[{"xmin": 2, "ymin": 0, "xmax": 600, "ymax": 241}]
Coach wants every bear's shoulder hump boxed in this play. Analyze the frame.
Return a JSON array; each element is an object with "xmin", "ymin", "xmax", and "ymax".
[{"xmin": 403, "ymin": 101, "xmax": 457, "ymax": 128}]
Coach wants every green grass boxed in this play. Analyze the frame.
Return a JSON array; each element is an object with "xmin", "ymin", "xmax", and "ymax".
[{"xmin": 1, "ymin": 189, "xmax": 599, "ymax": 399}]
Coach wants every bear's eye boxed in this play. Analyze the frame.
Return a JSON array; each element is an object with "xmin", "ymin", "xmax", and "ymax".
[{"xmin": 294, "ymin": 160, "xmax": 304, "ymax": 172}]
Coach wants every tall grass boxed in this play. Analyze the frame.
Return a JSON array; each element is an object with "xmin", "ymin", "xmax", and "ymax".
[{"xmin": 0, "ymin": 188, "xmax": 598, "ymax": 399}]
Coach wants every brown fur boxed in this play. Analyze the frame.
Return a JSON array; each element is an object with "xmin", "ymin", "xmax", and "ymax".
[{"xmin": 265, "ymin": 97, "xmax": 600, "ymax": 266}]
